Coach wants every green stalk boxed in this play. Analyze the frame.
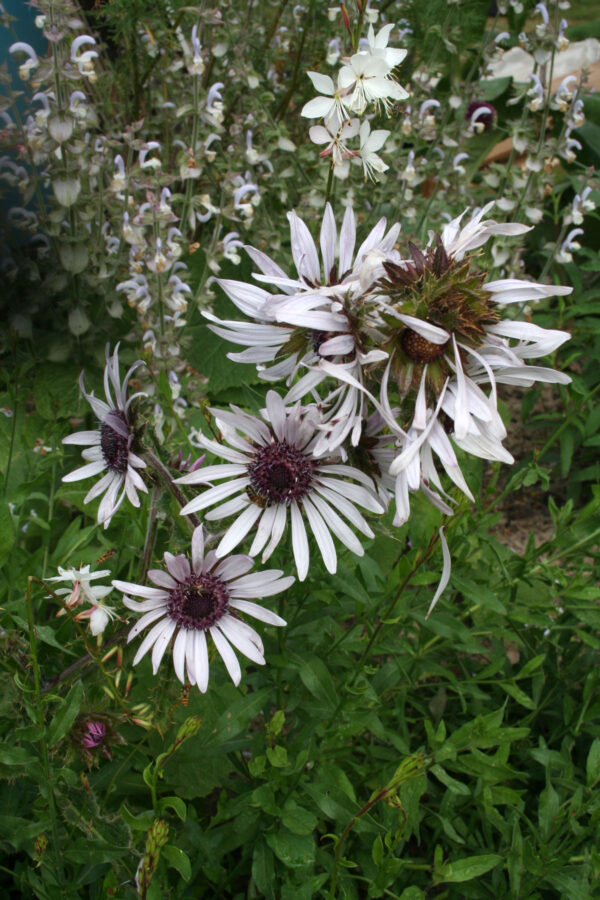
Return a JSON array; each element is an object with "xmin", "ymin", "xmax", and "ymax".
[
  {"xmin": 274, "ymin": 0, "xmax": 315, "ymax": 121},
  {"xmin": 26, "ymin": 578, "xmax": 66, "ymax": 892},
  {"xmin": 142, "ymin": 449, "xmax": 201, "ymax": 528}
]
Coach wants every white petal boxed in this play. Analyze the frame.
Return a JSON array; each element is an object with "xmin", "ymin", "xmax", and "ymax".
[
  {"xmin": 426, "ymin": 528, "xmax": 451, "ymax": 618},
  {"xmin": 132, "ymin": 617, "xmax": 171, "ymax": 666},
  {"xmin": 113, "ymin": 581, "xmax": 169, "ymax": 599},
  {"xmin": 62, "ymin": 430, "xmax": 100, "ymax": 445},
  {"xmin": 84, "ymin": 471, "xmax": 116, "ymax": 504},
  {"xmin": 62, "ymin": 460, "xmax": 107, "ymax": 483},
  {"xmin": 320, "ymin": 203, "xmax": 337, "ymax": 281},
  {"xmin": 191, "ymin": 525, "xmax": 205, "ymax": 573},
  {"xmin": 310, "ymin": 493, "xmax": 364, "ymax": 557},
  {"xmin": 218, "ymin": 617, "xmax": 265, "ymax": 665},
  {"xmin": 172, "ymin": 629, "xmax": 187, "ymax": 684},
  {"xmin": 313, "ymin": 484, "xmax": 374, "ymax": 537},
  {"xmin": 212, "ymin": 554, "xmax": 254, "ymax": 581},
  {"xmin": 229, "ymin": 598, "xmax": 287, "ymax": 626},
  {"xmin": 164, "ymin": 552, "xmax": 191, "ymax": 582},
  {"xmin": 306, "ymin": 71, "xmax": 335, "ymax": 94},
  {"xmin": 176, "ymin": 463, "xmax": 245, "ymax": 484},
  {"xmin": 216, "ymin": 504, "xmax": 263, "ymax": 556},
  {"xmin": 151, "ymin": 619, "xmax": 177, "ymax": 674},
  {"xmin": 290, "ymin": 500, "xmax": 309, "ymax": 581},
  {"xmin": 127, "ymin": 607, "xmax": 168, "ymax": 640},
  {"xmin": 180, "ymin": 478, "xmax": 249, "ymax": 515},
  {"xmin": 397, "ymin": 314, "xmax": 449, "ymax": 344},
  {"xmin": 205, "ymin": 494, "xmax": 249, "ymax": 520},
  {"xmin": 194, "ymin": 629, "xmax": 209, "ymax": 692},
  {"xmin": 147, "ymin": 569, "xmax": 177, "ymax": 590},
  {"xmin": 248, "ymin": 504, "xmax": 278, "ymax": 557},
  {"xmin": 211, "ymin": 627, "xmax": 241, "ymax": 686},
  {"xmin": 261, "ymin": 503, "xmax": 288, "ymax": 562},
  {"xmin": 265, "ymin": 391, "xmax": 287, "ymax": 442}
]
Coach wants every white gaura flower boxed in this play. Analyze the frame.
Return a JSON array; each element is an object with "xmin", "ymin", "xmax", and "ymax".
[
  {"xmin": 309, "ymin": 112, "xmax": 360, "ymax": 177},
  {"xmin": 205, "ymin": 203, "xmax": 400, "ymax": 451},
  {"xmin": 175, "ymin": 392, "xmax": 385, "ymax": 581},
  {"xmin": 356, "ymin": 120, "xmax": 390, "ymax": 181},
  {"xmin": 365, "ymin": 23, "xmax": 408, "ymax": 70},
  {"xmin": 301, "ymin": 71, "xmax": 352, "ymax": 122},
  {"xmin": 338, "ymin": 50, "xmax": 408, "ymax": 116},
  {"xmin": 47, "ymin": 564, "xmax": 118, "ymax": 635},
  {"xmin": 62, "ymin": 344, "xmax": 147, "ymax": 529},
  {"xmin": 112, "ymin": 526, "xmax": 291, "ymax": 691}
]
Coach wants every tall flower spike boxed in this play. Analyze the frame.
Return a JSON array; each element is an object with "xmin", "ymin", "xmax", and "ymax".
[
  {"xmin": 62, "ymin": 344, "xmax": 147, "ymax": 528},
  {"xmin": 113, "ymin": 526, "xmax": 292, "ymax": 691},
  {"xmin": 176, "ymin": 392, "xmax": 384, "ymax": 581}
]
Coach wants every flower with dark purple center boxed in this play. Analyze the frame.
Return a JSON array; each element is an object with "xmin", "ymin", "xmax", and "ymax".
[
  {"xmin": 62, "ymin": 344, "xmax": 147, "ymax": 528},
  {"xmin": 113, "ymin": 526, "xmax": 291, "ymax": 692},
  {"xmin": 176, "ymin": 391, "xmax": 385, "ymax": 581}
]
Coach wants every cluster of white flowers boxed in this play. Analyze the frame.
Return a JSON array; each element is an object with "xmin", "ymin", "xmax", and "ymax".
[{"xmin": 303, "ymin": 24, "xmax": 409, "ymax": 181}]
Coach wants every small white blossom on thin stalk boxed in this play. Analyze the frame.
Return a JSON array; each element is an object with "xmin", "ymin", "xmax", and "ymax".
[
  {"xmin": 356, "ymin": 120, "xmax": 390, "ymax": 181},
  {"xmin": 309, "ymin": 113, "xmax": 360, "ymax": 178},
  {"xmin": 175, "ymin": 392, "xmax": 385, "ymax": 581},
  {"xmin": 338, "ymin": 51, "xmax": 408, "ymax": 116},
  {"xmin": 301, "ymin": 71, "xmax": 352, "ymax": 122},
  {"xmin": 112, "ymin": 526, "xmax": 291, "ymax": 691},
  {"xmin": 62, "ymin": 345, "xmax": 147, "ymax": 529},
  {"xmin": 47, "ymin": 565, "xmax": 117, "ymax": 636}
]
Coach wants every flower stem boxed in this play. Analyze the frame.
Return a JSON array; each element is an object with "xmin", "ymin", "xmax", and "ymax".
[
  {"xmin": 142, "ymin": 449, "xmax": 201, "ymax": 528},
  {"xmin": 324, "ymin": 161, "xmax": 335, "ymax": 207},
  {"xmin": 26, "ymin": 578, "xmax": 66, "ymax": 892}
]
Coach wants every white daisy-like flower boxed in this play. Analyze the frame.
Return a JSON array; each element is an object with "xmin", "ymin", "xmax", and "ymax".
[
  {"xmin": 205, "ymin": 203, "xmax": 399, "ymax": 451},
  {"xmin": 112, "ymin": 526, "xmax": 291, "ymax": 691},
  {"xmin": 62, "ymin": 344, "xmax": 148, "ymax": 529},
  {"xmin": 175, "ymin": 392, "xmax": 385, "ymax": 581},
  {"xmin": 374, "ymin": 204, "xmax": 572, "ymax": 468}
]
